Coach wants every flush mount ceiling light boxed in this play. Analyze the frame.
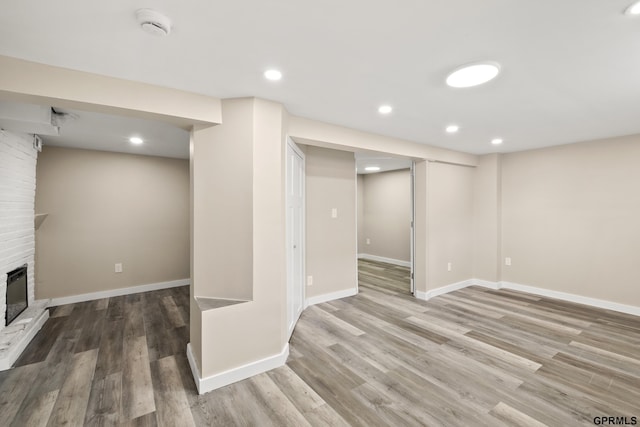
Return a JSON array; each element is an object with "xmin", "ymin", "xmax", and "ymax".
[
  {"xmin": 378, "ymin": 105, "xmax": 393, "ymax": 114},
  {"xmin": 365, "ymin": 166, "xmax": 381, "ymax": 171},
  {"xmin": 446, "ymin": 125, "xmax": 460, "ymax": 133},
  {"xmin": 491, "ymin": 138, "xmax": 504, "ymax": 145},
  {"xmin": 129, "ymin": 136, "xmax": 144, "ymax": 145},
  {"xmin": 264, "ymin": 69, "xmax": 283, "ymax": 81},
  {"xmin": 446, "ymin": 62, "xmax": 501, "ymax": 88},
  {"xmin": 136, "ymin": 9, "xmax": 172, "ymax": 36},
  {"xmin": 625, "ymin": 1, "xmax": 640, "ymax": 14}
]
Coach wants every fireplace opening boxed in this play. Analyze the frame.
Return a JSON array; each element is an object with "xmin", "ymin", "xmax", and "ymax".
[{"xmin": 6, "ymin": 265, "xmax": 28, "ymax": 326}]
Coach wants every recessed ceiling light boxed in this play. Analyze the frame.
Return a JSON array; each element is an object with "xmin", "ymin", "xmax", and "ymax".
[
  {"xmin": 129, "ymin": 136, "xmax": 144, "ymax": 145},
  {"xmin": 491, "ymin": 138, "xmax": 503, "ymax": 145},
  {"xmin": 446, "ymin": 125, "xmax": 459, "ymax": 133},
  {"xmin": 446, "ymin": 62, "xmax": 501, "ymax": 88},
  {"xmin": 365, "ymin": 166, "xmax": 381, "ymax": 171},
  {"xmin": 625, "ymin": 1, "xmax": 640, "ymax": 14},
  {"xmin": 264, "ymin": 69, "xmax": 282, "ymax": 81},
  {"xmin": 378, "ymin": 105, "xmax": 393, "ymax": 114}
]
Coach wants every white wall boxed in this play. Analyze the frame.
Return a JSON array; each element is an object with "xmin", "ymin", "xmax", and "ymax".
[
  {"xmin": 191, "ymin": 98, "xmax": 288, "ymax": 381},
  {"xmin": 305, "ymin": 146, "xmax": 357, "ymax": 300},
  {"xmin": 500, "ymin": 135, "xmax": 640, "ymax": 306},
  {"xmin": 427, "ymin": 162, "xmax": 475, "ymax": 290},
  {"xmin": 473, "ymin": 154, "xmax": 501, "ymax": 282},
  {"xmin": 0, "ymin": 130, "xmax": 37, "ymax": 330},
  {"xmin": 358, "ymin": 169, "xmax": 411, "ymax": 263},
  {"xmin": 35, "ymin": 146, "xmax": 189, "ymax": 300}
]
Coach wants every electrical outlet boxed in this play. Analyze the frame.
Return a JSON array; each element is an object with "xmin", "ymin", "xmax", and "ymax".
[
  {"xmin": 366, "ymin": 238, "xmax": 371, "ymax": 245},
  {"xmin": 307, "ymin": 275, "xmax": 313, "ymax": 286},
  {"xmin": 505, "ymin": 257, "xmax": 512, "ymax": 266},
  {"xmin": 447, "ymin": 262, "xmax": 452, "ymax": 272},
  {"xmin": 115, "ymin": 263, "xmax": 123, "ymax": 273},
  {"xmin": 331, "ymin": 208, "xmax": 338, "ymax": 218}
]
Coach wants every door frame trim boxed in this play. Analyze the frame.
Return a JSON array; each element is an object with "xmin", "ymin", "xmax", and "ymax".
[
  {"xmin": 285, "ymin": 136, "xmax": 306, "ymax": 339},
  {"xmin": 410, "ymin": 161, "xmax": 416, "ymax": 295}
]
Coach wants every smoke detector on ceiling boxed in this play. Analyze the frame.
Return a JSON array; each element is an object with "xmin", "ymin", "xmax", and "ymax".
[{"xmin": 136, "ymin": 9, "xmax": 172, "ymax": 36}]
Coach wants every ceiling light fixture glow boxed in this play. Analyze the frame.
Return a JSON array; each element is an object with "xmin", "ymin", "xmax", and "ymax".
[
  {"xmin": 365, "ymin": 166, "xmax": 381, "ymax": 172},
  {"xmin": 625, "ymin": 1, "xmax": 640, "ymax": 14},
  {"xmin": 378, "ymin": 105, "xmax": 393, "ymax": 114},
  {"xmin": 446, "ymin": 125, "xmax": 459, "ymax": 133},
  {"xmin": 491, "ymin": 138, "xmax": 503, "ymax": 145},
  {"xmin": 446, "ymin": 62, "xmax": 501, "ymax": 88},
  {"xmin": 264, "ymin": 69, "xmax": 282, "ymax": 81},
  {"xmin": 129, "ymin": 136, "xmax": 144, "ymax": 145}
]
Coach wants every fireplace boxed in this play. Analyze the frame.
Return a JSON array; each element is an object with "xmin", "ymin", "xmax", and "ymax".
[
  {"xmin": 6, "ymin": 265, "xmax": 28, "ymax": 326},
  {"xmin": 0, "ymin": 130, "xmax": 48, "ymax": 370}
]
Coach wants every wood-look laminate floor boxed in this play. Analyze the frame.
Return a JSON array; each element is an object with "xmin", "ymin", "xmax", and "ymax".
[
  {"xmin": 358, "ymin": 259, "xmax": 411, "ymax": 295},
  {"xmin": 1, "ymin": 268, "xmax": 639, "ymax": 426}
]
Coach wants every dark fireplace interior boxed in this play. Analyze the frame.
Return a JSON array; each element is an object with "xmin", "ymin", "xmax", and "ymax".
[{"xmin": 6, "ymin": 265, "xmax": 28, "ymax": 326}]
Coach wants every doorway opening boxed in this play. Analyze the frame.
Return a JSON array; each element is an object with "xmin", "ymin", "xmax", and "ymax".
[{"xmin": 356, "ymin": 152, "xmax": 415, "ymax": 295}]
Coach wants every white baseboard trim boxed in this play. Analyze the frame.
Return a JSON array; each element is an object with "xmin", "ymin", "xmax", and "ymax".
[
  {"xmin": 48, "ymin": 278, "xmax": 190, "ymax": 307},
  {"xmin": 470, "ymin": 279, "xmax": 501, "ymax": 290},
  {"xmin": 187, "ymin": 342, "xmax": 289, "ymax": 395},
  {"xmin": 416, "ymin": 278, "xmax": 639, "ymax": 317},
  {"xmin": 358, "ymin": 253, "xmax": 411, "ymax": 268},
  {"xmin": 414, "ymin": 279, "xmax": 474, "ymax": 301},
  {"xmin": 306, "ymin": 287, "xmax": 358, "ymax": 307},
  {"xmin": 498, "ymin": 281, "xmax": 640, "ymax": 317}
]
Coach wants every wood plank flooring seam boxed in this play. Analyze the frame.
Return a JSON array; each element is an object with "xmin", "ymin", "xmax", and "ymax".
[{"xmin": 1, "ymin": 264, "xmax": 638, "ymax": 426}]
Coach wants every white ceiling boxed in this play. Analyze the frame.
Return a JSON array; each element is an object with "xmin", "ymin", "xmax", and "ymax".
[
  {"xmin": 2, "ymin": 1, "xmax": 640, "ymax": 155},
  {"xmin": 355, "ymin": 152, "xmax": 412, "ymax": 174},
  {"xmin": 42, "ymin": 108, "xmax": 189, "ymax": 159}
]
